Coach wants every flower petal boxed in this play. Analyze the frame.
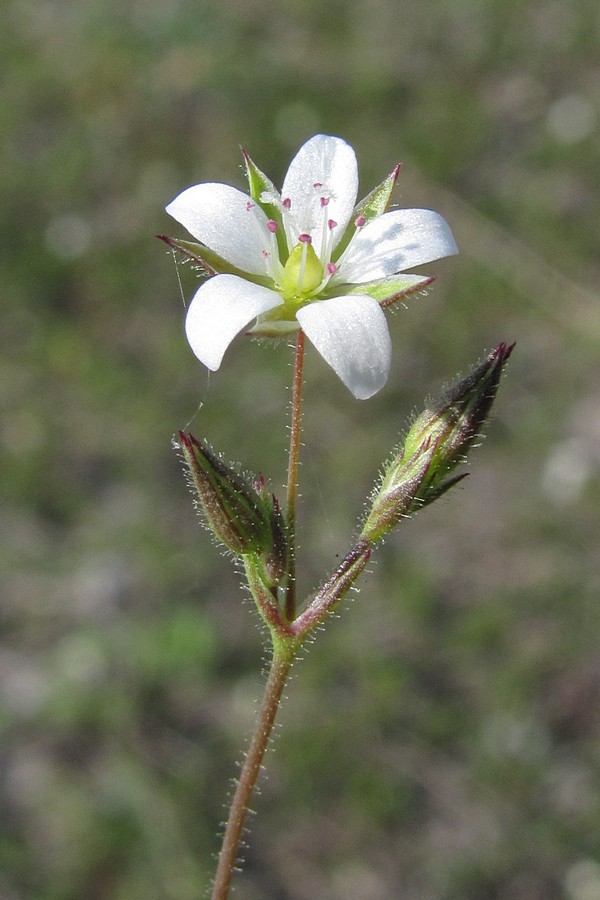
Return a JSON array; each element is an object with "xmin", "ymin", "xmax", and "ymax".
[
  {"xmin": 281, "ymin": 134, "xmax": 359, "ymax": 254},
  {"xmin": 167, "ymin": 183, "xmax": 272, "ymax": 277},
  {"xmin": 297, "ymin": 295, "xmax": 391, "ymax": 400},
  {"xmin": 339, "ymin": 208, "xmax": 458, "ymax": 283},
  {"xmin": 185, "ymin": 275, "xmax": 283, "ymax": 371}
]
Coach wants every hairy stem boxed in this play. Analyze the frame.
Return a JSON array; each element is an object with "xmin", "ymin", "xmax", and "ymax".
[
  {"xmin": 211, "ymin": 331, "xmax": 306, "ymax": 897},
  {"xmin": 211, "ymin": 643, "xmax": 295, "ymax": 900},
  {"xmin": 284, "ymin": 330, "xmax": 305, "ymax": 621},
  {"xmin": 292, "ymin": 540, "xmax": 372, "ymax": 639}
]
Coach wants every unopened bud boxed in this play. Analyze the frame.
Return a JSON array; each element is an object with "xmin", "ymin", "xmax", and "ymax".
[
  {"xmin": 362, "ymin": 342, "xmax": 514, "ymax": 543},
  {"xmin": 403, "ymin": 342, "xmax": 515, "ymax": 467},
  {"xmin": 177, "ymin": 432, "xmax": 286, "ymax": 569},
  {"xmin": 361, "ymin": 439, "xmax": 441, "ymax": 544}
]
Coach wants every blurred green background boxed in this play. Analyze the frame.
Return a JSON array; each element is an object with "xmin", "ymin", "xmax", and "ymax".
[{"xmin": 2, "ymin": 0, "xmax": 600, "ymax": 897}]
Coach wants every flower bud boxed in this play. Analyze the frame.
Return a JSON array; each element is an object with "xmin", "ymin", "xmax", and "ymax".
[
  {"xmin": 177, "ymin": 432, "xmax": 286, "ymax": 567},
  {"xmin": 361, "ymin": 440, "xmax": 441, "ymax": 544},
  {"xmin": 403, "ymin": 342, "xmax": 515, "ymax": 466},
  {"xmin": 362, "ymin": 342, "xmax": 514, "ymax": 544}
]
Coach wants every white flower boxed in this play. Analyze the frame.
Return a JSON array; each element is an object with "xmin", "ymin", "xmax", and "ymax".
[{"xmin": 166, "ymin": 134, "xmax": 457, "ymax": 399}]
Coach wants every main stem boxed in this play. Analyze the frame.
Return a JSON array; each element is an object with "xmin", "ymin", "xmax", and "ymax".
[
  {"xmin": 284, "ymin": 330, "xmax": 305, "ymax": 621},
  {"xmin": 211, "ymin": 644, "xmax": 295, "ymax": 900}
]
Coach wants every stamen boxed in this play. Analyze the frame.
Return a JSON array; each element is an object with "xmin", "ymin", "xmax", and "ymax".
[
  {"xmin": 244, "ymin": 207, "xmax": 283, "ymax": 282},
  {"xmin": 298, "ymin": 233, "xmax": 312, "ymax": 244},
  {"xmin": 283, "ymin": 197, "xmax": 291, "ymax": 209},
  {"xmin": 354, "ymin": 214, "xmax": 366, "ymax": 228},
  {"xmin": 326, "ymin": 262, "xmax": 337, "ymax": 275},
  {"xmin": 264, "ymin": 224, "xmax": 284, "ymax": 281},
  {"xmin": 320, "ymin": 196, "xmax": 330, "ymax": 207},
  {"xmin": 318, "ymin": 216, "xmax": 338, "ymax": 265}
]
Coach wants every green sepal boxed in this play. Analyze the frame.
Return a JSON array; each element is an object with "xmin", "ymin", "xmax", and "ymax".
[
  {"xmin": 333, "ymin": 163, "xmax": 400, "ymax": 260},
  {"xmin": 252, "ymin": 476, "xmax": 289, "ymax": 589},
  {"xmin": 241, "ymin": 149, "xmax": 289, "ymax": 262},
  {"xmin": 324, "ymin": 274, "xmax": 433, "ymax": 304},
  {"xmin": 242, "ymin": 148, "xmax": 279, "ymax": 205},
  {"xmin": 242, "ymin": 551, "xmax": 283, "ymax": 633},
  {"xmin": 178, "ymin": 432, "xmax": 273, "ymax": 556},
  {"xmin": 242, "ymin": 548, "xmax": 297, "ymax": 636},
  {"xmin": 360, "ymin": 442, "xmax": 437, "ymax": 544},
  {"xmin": 247, "ymin": 317, "xmax": 300, "ymax": 339},
  {"xmin": 157, "ymin": 235, "xmax": 272, "ymax": 287},
  {"xmin": 355, "ymin": 163, "xmax": 401, "ymax": 219},
  {"xmin": 416, "ymin": 472, "xmax": 469, "ymax": 509}
]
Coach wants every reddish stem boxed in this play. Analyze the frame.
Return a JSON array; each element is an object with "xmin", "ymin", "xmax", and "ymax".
[
  {"xmin": 210, "ymin": 645, "xmax": 295, "ymax": 900},
  {"xmin": 284, "ymin": 330, "xmax": 305, "ymax": 621}
]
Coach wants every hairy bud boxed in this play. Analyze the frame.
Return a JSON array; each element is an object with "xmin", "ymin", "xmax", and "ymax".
[
  {"xmin": 362, "ymin": 342, "xmax": 514, "ymax": 543},
  {"xmin": 177, "ymin": 432, "xmax": 288, "ymax": 581}
]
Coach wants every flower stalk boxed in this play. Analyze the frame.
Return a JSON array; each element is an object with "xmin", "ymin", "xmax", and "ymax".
[{"xmin": 284, "ymin": 329, "xmax": 305, "ymax": 622}]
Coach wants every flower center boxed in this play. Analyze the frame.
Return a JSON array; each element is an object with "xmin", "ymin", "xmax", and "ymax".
[{"xmin": 279, "ymin": 235, "xmax": 324, "ymax": 304}]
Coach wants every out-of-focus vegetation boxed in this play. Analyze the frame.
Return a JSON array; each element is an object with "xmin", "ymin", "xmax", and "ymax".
[{"xmin": 2, "ymin": 0, "xmax": 599, "ymax": 897}]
